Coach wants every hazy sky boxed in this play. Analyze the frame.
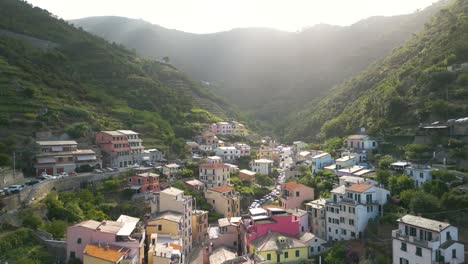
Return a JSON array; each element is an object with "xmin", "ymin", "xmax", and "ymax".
[{"xmin": 28, "ymin": 0, "xmax": 437, "ymax": 33}]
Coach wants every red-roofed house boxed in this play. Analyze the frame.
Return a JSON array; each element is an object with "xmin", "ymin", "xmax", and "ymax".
[
  {"xmin": 279, "ymin": 182, "xmax": 315, "ymax": 210},
  {"xmin": 205, "ymin": 186, "xmax": 240, "ymax": 218}
]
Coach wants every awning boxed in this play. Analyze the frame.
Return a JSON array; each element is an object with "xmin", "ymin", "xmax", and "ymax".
[
  {"xmin": 130, "ymin": 185, "xmax": 142, "ymax": 190},
  {"xmin": 76, "ymin": 155, "xmax": 96, "ymax": 161}
]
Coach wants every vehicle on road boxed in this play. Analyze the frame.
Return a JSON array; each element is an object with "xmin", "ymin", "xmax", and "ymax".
[
  {"xmin": 68, "ymin": 172, "xmax": 77, "ymax": 176},
  {"xmin": 25, "ymin": 179, "xmax": 41, "ymax": 186},
  {"xmin": 5, "ymin": 185, "xmax": 24, "ymax": 193},
  {"xmin": 93, "ymin": 169, "xmax": 103, "ymax": 174}
]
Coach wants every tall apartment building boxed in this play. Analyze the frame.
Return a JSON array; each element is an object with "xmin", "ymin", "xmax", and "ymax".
[
  {"xmin": 205, "ymin": 186, "xmax": 241, "ymax": 218},
  {"xmin": 95, "ymin": 130, "xmax": 144, "ymax": 168},
  {"xmin": 305, "ymin": 198, "xmax": 327, "ymax": 240},
  {"xmin": 199, "ymin": 163, "xmax": 236, "ymax": 188},
  {"xmin": 192, "ymin": 210, "xmax": 209, "ymax": 246},
  {"xmin": 392, "ymin": 214, "xmax": 464, "ymax": 264},
  {"xmin": 326, "ymin": 183, "xmax": 390, "ymax": 241}
]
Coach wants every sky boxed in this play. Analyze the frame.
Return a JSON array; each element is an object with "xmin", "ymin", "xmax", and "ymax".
[{"xmin": 28, "ymin": 0, "xmax": 437, "ymax": 34}]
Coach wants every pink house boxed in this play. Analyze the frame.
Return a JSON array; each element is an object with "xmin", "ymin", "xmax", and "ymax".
[
  {"xmin": 279, "ymin": 182, "xmax": 315, "ymax": 210},
  {"xmin": 241, "ymin": 206, "xmax": 300, "ymax": 253},
  {"xmin": 127, "ymin": 172, "xmax": 160, "ymax": 193},
  {"xmin": 66, "ymin": 215, "xmax": 145, "ymax": 263},
  {"xmin": 208, "ymin": 217, "xmax": 242, "ymax": 251}
]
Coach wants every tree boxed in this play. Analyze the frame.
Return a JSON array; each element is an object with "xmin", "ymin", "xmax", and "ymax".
[
  {"xmin": 377, "ymin": 155, "xmax": 395, "ymax": 169},
  {"xmin": 323, "ymin": 137, "xmax": 343, "ymax": 157},
  {"xmin": 404, "ymin": 144, "xmax": 430, "ymax": 160},
  {"xmin": 388, "ymin": 174, "xmax": 413, "ymax": 195},
  {"xmin": 45, "ymin": 220, "xmax": 67, "ymax": 239},
  {"xmin": 376, "ymin": 169, "xmax": 391, "ymax": 186},
  {"xmin": 255, "ymin": 174, "xmax": 273, "ymax": 187},
  {"xmin": 423, "ymin": 179, "xmax": 449, "ymax": 198},
  {"xmin": 0, "ymin": 153, "xmax": 10, "ymax": 167},
  {"xmin": 22, "ymin": 211, "xmax": 43, "ymax": 230},
  {"xmin": 409, "ymin": 192, "xmax": 440, "ymax": 216},
  {"xmin": 324, "ymin": 242, "xmax": 346, "ymax": 264}
]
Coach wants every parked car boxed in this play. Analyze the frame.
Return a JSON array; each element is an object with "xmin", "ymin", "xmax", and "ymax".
[
  {"xmin": 6, "ymin": 185, "xmax": 24, "ymax": 193},
  {"xmin": 25, "ymin": 179, "xmax": 41, "ymax": 186},
  {"xmin": 59, "ymin": 172, "xmax": 69, "ymax": 177},
  {"xmin": 68, "ymin": 172, "xmax": 77, "ymax": 177},
  {"xmin": 111, "ymin": 167, "xmax": 119, "ymax": 172},
  {"xmin": 93, "ymin": 169, "xmax": 103, "ymax": 174}
]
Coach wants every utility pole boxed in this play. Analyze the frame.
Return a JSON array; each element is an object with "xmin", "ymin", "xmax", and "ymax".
[{"xmin": 13, "ymin": 151, "xmax": 16, "ymax": 178}]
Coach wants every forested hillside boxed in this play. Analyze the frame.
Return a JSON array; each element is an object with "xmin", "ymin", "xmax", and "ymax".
[
  {"xmin": 286, "ymin": 0, "xmax": 468, "ymax": 141},
  {"xmin": 0, "ymin": 0, "xmax": 236, "ymax": 161},
  {"xmin": 71, "ymin": 2, "xmax": 444, "ymax": 129}
]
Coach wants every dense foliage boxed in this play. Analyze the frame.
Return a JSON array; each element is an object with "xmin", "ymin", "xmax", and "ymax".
[
  {"xmin": 287, "ymin": 0, "xmax": 468, "ymax": 141},
  {"xmin": 0, "ymin": 227, "xmax": 53, "ymax": 263},
  {"xmin": 0, "ymin": 0, "xmax": 236, "ymax": 165}
]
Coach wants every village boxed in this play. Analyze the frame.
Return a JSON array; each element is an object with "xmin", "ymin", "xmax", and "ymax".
[{"xmin": 1, "ymin": 118, "xmax": 468, "ymax": 264}]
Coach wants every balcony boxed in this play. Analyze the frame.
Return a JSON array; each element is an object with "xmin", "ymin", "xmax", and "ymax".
[{"xmin": 392, "ymin": 229, "xmax": 439, "ymax": 249}]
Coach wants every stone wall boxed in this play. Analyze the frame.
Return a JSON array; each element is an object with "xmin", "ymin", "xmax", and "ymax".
[{"xmin": 0, "ymin": 167, "xmax": 25, "ymax": 188}]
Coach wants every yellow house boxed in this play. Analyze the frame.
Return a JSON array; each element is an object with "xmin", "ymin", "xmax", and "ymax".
[
  {"xmin": 83, "ymin": 243, "xmax": 131, "ymax": 264},
  {"xmin": 192, "ymin": 210, "xmax": 209, "ymax": 246},
  {"xmin": 249, "ymin": 232, "xmax": 308, "ymax": 263},
  {"xmin": 146, "ymin": 211, "xmax": 183, "ymax": 242},
  {"xmin": 205, "ymin": 186, "xmax": 241, "ymax": 218},
  {"xmin": 257, "ymin": 145, "xmax": 273, "ymax": 160}
]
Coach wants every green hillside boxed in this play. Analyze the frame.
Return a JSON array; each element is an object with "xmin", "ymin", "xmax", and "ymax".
[
  {"xmin": 286, "ymin": 0, "xmax": 468, "ymax": 141},
  {"xmin": 71, "ymin": 3, "xmax": 444, "ymax": 131},
  {"xmin": 0, "ymin": 0, "xmax": 236, "ymax": 163}
]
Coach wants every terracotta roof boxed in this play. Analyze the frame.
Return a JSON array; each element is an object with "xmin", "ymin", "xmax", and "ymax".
[
  {"xmin": 83, "ymin": 243, "xmax": 129, "ymax": 262},
  {"xmin": 282, "ymin": 182, "xmax": 301, "ymax": 190},
  {"xmin": 209, "ymin": 185, "xmax": 234, "ymax": 193},
  {"xmin": 199, "ymin": 163, "xmax": 232, "ymax": 169},
  {"xmin": 346, "ymin": 183, "xmax": 373, "ymax": 193}
]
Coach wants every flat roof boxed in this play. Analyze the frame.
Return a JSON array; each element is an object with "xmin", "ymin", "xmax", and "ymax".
[
  {"xmin": 336, "ymin": 155, "xmax": 356, "ymax": 162},
  {"xmin": 100, "ymin": 131, "xmax": 124, "ymax": 136},
  {"xmin": 161, "ymin": 187, "xmax": 184, "ymax": 196},
  {"xmin": 154, "ymin": 211, "xmax": 183, "ymax": 223},
  {"xmin": 249, "ymin": 208, "xmax": 267, "ymax": 216},
  {"xmin": 239, "ymin": 169, "xmax": 256, "ymax": 176},
  {"xmin": 338, "ymin": 165, "xmax": 365, "ymax": 174},
  {"xmin": 312, "ymin": 152, "xmax": 330, "ymax": 159},
  {"xmin": 116, "ymin": 130, "xmax": 139, "ymax": 135},
  {"xmin": 36, "ymin": 140, "xmax": 77, "ymax": 146},
  {"xmin": 254, "ymin": 159, "xmax": 273, "ymax": 163},
  {"xmin": 397, "ymin": 214, "xmax": 451, "ymax": 232}
]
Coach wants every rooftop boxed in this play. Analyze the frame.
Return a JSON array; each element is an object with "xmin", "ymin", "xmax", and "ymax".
[
  {"xmin": 185, "ymin": 179, "xmax": 205, "ymax": 186},
  {"xmin": 137, "ymin": 172, "xmax": 159, "ymax": 178},
  {"xmin": 312, "ymin": 152, "xmax": 330, "ymax": 159},
  {"xmin": 199, "ymin": 163, "xmax": 232, "ymax": 169},
  {"xmin": 346, "ymin": 183, "xmax": 373, "ymax": 193},
  {"xmin": 338, "ymin": 165, "xmax": 365, "ymax": 174},
  {"xmin": 251, "ymin": 232, "xmax": 308, "ymax": 252},
  {"xmin": 397, "ymin": 214, "xmax": 451, "ymax": 232},
  {"xmin": 306, "ymin": 198, "xmax": 327, "ymax": 208},
  {"xmin": 253, "ymin": 159, "xmax": 273, "ymax": 163},
  {"xmin": 71, "ymin": 216, "xmax": 137, "ymax": 236},
  {"xmin": 298, "ymin": 232, "xmax": 317, "ymax": 243},
  {"xmin": 116, "ymin": 130, "xmax": 139, "ymax": 135},
  {"xmin": 299, "ymin": 151, "xmax": 311, "ymax": 156},
  {"xmin": 209, "ymin": 246, "xmax": 237, "ymax": 264},
  {"xmin": 353, "ymin": 169, "xmax": 372, "ymax": 176},
  {"xmin": 84, "ymin": 243, "xmax": 129, "ymax": 262},
  {"xmin": 154, "ymin": 211, "xmax": 183, "ymax": 223},
  {"xmin": 100, "ymin": 131, "xmax": 124, "ymax": 136},
  {"xmin": 239, "ymin": 169, "xmax": 256, "ymax": 176},
  {"xmin": 282, "ymin": 182, "xmax": 308, "ymax": 191},
  {"xmin": 164, "ymin": 163, "xmax": 180, "ymax": 168},
  {"xmin": 336, "ymin": 155, "xmax": 356, "ymax": 162},
  {"xmin": 331, "ymin": 185, "xmax": 346, "ymax": 195},
  {"xmin": 36, "ymin": 140, "xmax": 77, "ymax": 146},
  {"xmin": 347, "ymin": 135, "xmax": 368, "ymax": 140},
  {"xmin": 161, "ymin": 187, "xmax": 184, "ymax": 196},
  {"xmin": 209, "ymin": 185, "xmax": 234, "ymax": 193}
]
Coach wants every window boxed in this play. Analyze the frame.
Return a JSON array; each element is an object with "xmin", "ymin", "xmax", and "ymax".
[
  {"xmin": 351, "ymin": 232, "xmax": 356, "ymax": 237},
  {"xmin": 452, "ymin": 249, "xmax": 457, "ymax": 258},
  {"xmin": 318, "ymin": 246, "xmax": 321, "ymax": 252},
  {"xmin": 284, "ymin": 252, "xmax": 288, "ymax": 258},
  {"xmin": 401, "ymin": 242, "xmax": 407, "ymax": 252},
  {"xmin": 349, "ymin": 219, "xmax": 354, "ymax": 226},
  {"xmin": 419, "ymin": 172, "xmax": 424, "ymax": 179},
  {"xmin": 410, "ymin": 227, "xmax": 416, "ymax": 237},
  {"xmin": 295, "ymin": 250, "xmax": 299, "ymax": 257},
  {"xmin": 267, "ymin": 254, "xmax": 271, "ymax": 260},
  {"xmin": 399, "ymin": 258, "xmax": 409, "ymax": 264},
  {"xmin": 77, "ymin": 238, "xmax": 82, "ymax": 244},
  {"xmin": 70, "ymin": 252, "xmax": 76, "ymax": 259},
  {"xmin": 158, "ymin": 225, "xmax": 162, "ymax": 231},
  {"xmin": 311, "ymin": 247, "xmax": 314, "ymax": 252},
  {"xmin": 416, "ymin": 247, "xmax": 422, "ymax": 256}
]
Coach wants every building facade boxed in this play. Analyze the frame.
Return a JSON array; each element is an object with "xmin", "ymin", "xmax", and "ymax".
[
  {"xmin": 311, "ymin": 153, "xmax": 334, "ymax": 175},
  {"xmin": 249, "ymin": 159, "xmax": 273, "ymax": 176},
  {"xmin": 198, "ymin": 163, "xmax": 235, "ymax": 188},
  {"xmin": 279, "ymin": 182, "xmax": 315, "ymax": 210},
  {"xmin": 205, "ymin": 186, "xmax": 241, "ymax": 218}
]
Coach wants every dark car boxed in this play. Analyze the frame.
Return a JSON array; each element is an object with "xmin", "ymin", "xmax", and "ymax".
[{"xmin": 25, "ymin": 179, "xmax": 41, "ymax": 186}]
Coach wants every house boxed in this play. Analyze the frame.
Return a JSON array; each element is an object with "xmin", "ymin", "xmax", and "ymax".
[
  {"xmin": 311, "ymin": 152, "xmax": 333, "ymax": 175},
  {"xmin": 162, "ymin": 163, "xmax": 180, "ymax": 181},
  {"xmin": 214, "ymin": 147, "xmax": 240, "ymax": 163},
  {"xmin": 249, "ymin": 232, "xmax": 308, "ymax": 263},
  {"xmin": 293, "ymin": 141, "xmax": 308, "ymax": 154},
  {"xmin": 35, "ymin": 140, "xmax": 100, "ymax": 175},
  {"xmin": 185, "ymin": 179, "xmax": 205, "ymax": 191},
  {"xmin": 142, "ymin": 149, "xmax": 163, "ymax": 163},
  {"xmin": 335, "ymin": 155, "xmax": 358, "ymax": 170},
  {"xmin": 249, "ymin": 159, "xmax": 273, "ymax": 176},
  {"xmin": 83, "ymin": 243, "xmax": 133, "ymax": 264},
  {"xmin": 390, "ymin": 161, "xmax": 411, "ymax": 172},
  {"xmin": 338, "ymin": 175, "xmax": 378, "ymax": 187},
  {"xmin": 96, "ymin": 130, "xmax": 144, "ymax": 168},
  {"xmin": 206, "ymin": 246, "xmax": 237, "ymax": 264},
  {"xmin": 66, "ymin": 215, "xmax": 144, "ymax": 263},
  {"xmin": 337, "ymin": 165, "xmax": 366, "ymax": 177},
  {"xmin": 326, "ymin": 183, "xmax": 390, "ymax": 241},
  {"xmin": 231, "ymin": 121, "xmax": 248, "ymax": 136},
  {"xmin": 186, "ymin": 141, "xmax": 200, "ymax": 152},
  {"xmin": 201, "ymin": 131, "xmax": 219, "ymax": 146},
  {"xmin": 146, "ymin": 211, "xmax": 183, "ymax": 239},
  {"xmin": 206, "ymin": 156, "xmax": 222, "ymax": 164},
  {"xmin": 199, "ymin": 145, "xmax": 213, "ymax": 152},
  {"xmin": 208, "ymin": 217, "xmax": 242, "ymax": 250},
  {"xmin": 147, "ymin": 233, "xmax": 182, "ymax": 264},
  {"xmin": 298, "ymin": 232, "xmax": 327, "ymax": 257},
  {"xmin": 192, "ymin": 210, "xmax": 209, "ymax": 246},
  {"xmin": 156, "ymin": 187, "xmax": 193, "ymax": 257},
  {"xmin": 279, "ymin": 182, "xmax": 314, "ymax": 210},
  {"xmin": 305, "ymin": 198, "xmax": 327, "ymax": 240},
  {"xmin": 234, "ymin": 143, "xmax": 251, "ymax": 157},
  {"xmin": 205, "ymin": 186, "xmax": 241, "ymax": 218},
  {"xmin": 287, "ymin": 208, "xmax": 308, "ymax": 233},
  {"xmin": 238, "ymin": 169, "xmax": 256, "ymax": 182},
  {"xmin": 199, "ymin": 163, "xmax": 236, "ymax": 188},
  {"xmin": 392, "ymin": 214, "xmax": 465, "ymax": 264},
  {"xmin": 404, "ymin": 165, "xmax": 435, "ymax": 187},
  {"xmin": 210, "ymin": 122, "xmax": 233, "ymax": 135},
  {"xmin": 346, "ymin": 135, "xmax": 378, "ymax": 151},
  {"xmin": 127, "ymin": 172, "xmax": 160, "ymax": 193},
  {"xmin": 257, "ymin": 145, "xmax": 273, "ymax": 160}
]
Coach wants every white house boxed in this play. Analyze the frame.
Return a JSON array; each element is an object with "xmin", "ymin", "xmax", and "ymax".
[
  {"xmin": 346, "ymin": 135, "xmax": 379, "ymax": 151},
  {"xmin": 249, "ymin": 159, "xmax": 273, "ymax": 176},
  {"xmin": 311, "ymin": 152, "xmax": 334, "ymax": 174},
  {"xmin": 205, "ymin": 156, "xmax": 222, "ymax": 164},
  {"xmin": 234, "ymin": 143, "xmax": 251, "ymax": 157},
  {"xmin": 404, "ymin": 165, "xmax": 435, "ymax": 187},
  {"xmin": 298, "ymin": 232, "xmax": 328, "ymax": 257},
  {"xmin": 326, "ymin": 183, "xmax": 390, "ymax": 241},
  {"xmin": 214, "ymin": 146, "xmax": 240, "ymax": 163},
  {"xmin": 199, "ymin": 163, "xmax": 236, "ymax": 188},
  {"xmin": 392, "ymin": 214, "xmax": 464, "ymax": 264},
  {"xmin": 336, "ymin": 155, "xmax": 358, "ymax": 170},
  {"xmin": 293, "ymin": 141, "xmax": 308, "ymax": 153},
  {"xmin": 162, "ymin": 163, "xmax": 180, "ymax": 181}
]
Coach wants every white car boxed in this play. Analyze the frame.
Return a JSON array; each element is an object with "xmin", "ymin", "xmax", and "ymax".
[{"xmin": 6, "ymin": 185, "xmax": 24, "ymax": 193}]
